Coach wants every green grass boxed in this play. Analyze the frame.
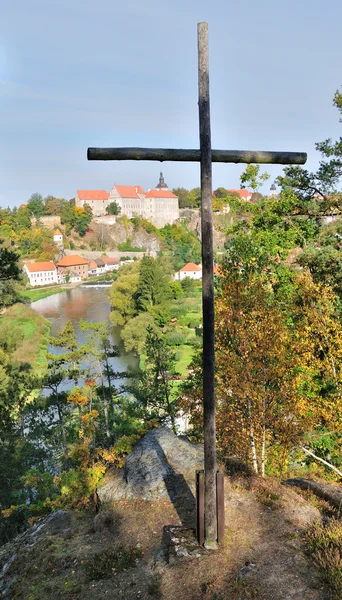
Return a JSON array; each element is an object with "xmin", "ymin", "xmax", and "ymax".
[
  {"xmin": 175, "ymin": 344, "xmax": 194, "ymax": 376},
  {"xmin": 22, "ymin": 286, "xmax": 66, "ymax": 302},
  {"xmin": 0, "ymin": 303, "xmax": 51, "ymax": 377}
]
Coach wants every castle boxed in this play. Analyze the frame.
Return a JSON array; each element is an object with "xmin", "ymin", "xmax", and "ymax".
[{"xmin": 75, "ymin": 173, "xmax": 179, "ymax": 228}]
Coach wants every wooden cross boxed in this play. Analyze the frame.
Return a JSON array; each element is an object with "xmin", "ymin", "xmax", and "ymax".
[{"xmin": 87, "ymin": 22, "xmax": 307, "ymax": 549}]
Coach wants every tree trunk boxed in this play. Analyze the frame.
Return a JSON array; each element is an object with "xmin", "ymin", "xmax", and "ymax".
[
  {"xmin": 261, "ymin": 421, "xmax": 266, "ymax": 478},
  {"xmin": 99, "ymin": 361, "xmax": 111, "ymax": 448},
  {"xmin": 104, "ymin": 354, "xmax": 116, "ymax": 439},
  {"xmin": 261, "ymin": 393, "xmax": 266, "ymax": 478},
  {"xmin": 247, "ymin": 396, "xmax": 258, "ymax": 474},
  {"xmin": 56, "ymin": 393, "xmax": 67, "ymax": 464}
]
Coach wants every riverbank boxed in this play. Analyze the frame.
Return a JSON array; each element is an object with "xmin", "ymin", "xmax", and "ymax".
[
  {"xmin": 22, "ymin": 286, "xmax": 67, "ymax": 303},
  {"xmin": 0, "ymin": 303, "xmax": 51, "ymax": 377}
]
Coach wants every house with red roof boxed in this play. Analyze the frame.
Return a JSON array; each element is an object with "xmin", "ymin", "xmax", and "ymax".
[
  {"xmin": 24, "ymin": 262, "xmax": 58, "ymax": 287},
  {"xmin": 174, "ymin": 262, "xmax": 202, "ymax": 281},
  {"xmin": 102, "ymin": 257, "xmax": 120, "ymax": 272},
  {"xmin": 57, "ymin": 255, "xmax": 89, "ymax": 280},
  {"xmin": 53, "ymin": 229, "xmax": 63, "ymax": 245},
  {"xmin": 227, "ymin": 189, "xmax": 252, "ymax": 201},
  {"xmin": 144, "ymin": 187, "xmax": 179, "ymax": 227},
  {"xmin": 75, "ymin": 190, "xmax": 110, "ymax": 216}
]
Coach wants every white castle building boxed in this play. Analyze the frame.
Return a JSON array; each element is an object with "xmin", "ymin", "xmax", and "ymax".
[{"xmin": 75, "ymin": 173, "xmax": 179, "ymax": 228}]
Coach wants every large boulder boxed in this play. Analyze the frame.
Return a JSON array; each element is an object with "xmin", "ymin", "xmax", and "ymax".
[{"xmin": 98, "ymin": 427, "xmax": 204, "ymax": 504}]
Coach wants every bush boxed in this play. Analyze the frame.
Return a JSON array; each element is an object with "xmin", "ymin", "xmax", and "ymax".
[
  {"xmin": 165, "ymin": 331, "xmax": 187, "ymax": 346},
  {"xmin": 181, "ymin": 277, "xmax": 196, "ymax": 295},
  {"xmin": 69, "ymin": 241, "xmax": 75, "ymax": 250},
  {"xmin": 118, "ymin": 239, "xmax": 142, "ymax": 252},
  {"xmin": 187, "ymin": 317, "xmax": 201, "ymax": 329},
  {"xmin": 169, "ymin": 305, "xmax": 187, "ymax": 318}
]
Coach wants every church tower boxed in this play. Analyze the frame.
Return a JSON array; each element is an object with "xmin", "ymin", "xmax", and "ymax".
[
  {"xmin": 269, "ymin": 181, "xmax": 277, "ymax": 197},
  {"xmin": 156, "ymin": 172, "xmax": 168, "ymax": 189}
]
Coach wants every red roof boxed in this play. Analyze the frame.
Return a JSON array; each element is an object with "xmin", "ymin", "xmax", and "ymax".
[
  {"xmin": 145, "ymin": 189, "xmax": 178, "ymax": 199},
  {"xmin": 25, "ymin": 262, "xmax": 56, "ymax": 273},
  {"xmin": 102, "ymin": 257, "xmax": 119, "ymax": 265},
  {"xmin": 57, "ymin": 255, "xmax": 89, "ymax": 267},
  {"xmin": 88, "ymin": 260, "xmax": 98, "ymax": 269},
  {"xmin": 227, "ymin": 189, "xmax": 252, "ymax": 200},
  {"xmin": 53, "ymin": 229, "xmax": 62, "ymax": 235},
  {"xmin": 77, "ymin": 190, "xmax": 109, "ymax": 201},
  {"xmin": 179, "ymin": 262, "xmax": 202, "ymax": 272},
  {"xmin": 113, "ymin": 185, "xmax": 145, "ymax": 198}
]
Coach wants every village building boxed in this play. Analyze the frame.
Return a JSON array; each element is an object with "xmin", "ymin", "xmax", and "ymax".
[
  {"xmin": 53, "ymin": 228, "xmax": 63, "ymax": 246},
  {"xmin": 227, "ymin": 189, "xmax": 252, "ymax": 201},
  {"xmin": 56, "ymin": 255, "xmax": 89, "ymax": 280},
  {"xmin": 102, "ymin": 257, "xmax": 120, "ymax": 272},
  {"xmin": 75, "ymin": 173, "xmax": 179, "ymax": 227},
  {"xmin": 174, "ymin": 262, "xmax": 202, "ymax": 281},
  {"xmin": 88, "ymin": 260, "xmax": 99, "ymax": 276},
  {"xmin": 75, "ymin": 190, "xmax": 110, "ymax": 216},
  {"xmin": 94, "ymin": 258, "xmax": 107, "ymax": 274},
  {"xmin": 23, "ymin": 262, "xmax": 58, "ymax": 287}
]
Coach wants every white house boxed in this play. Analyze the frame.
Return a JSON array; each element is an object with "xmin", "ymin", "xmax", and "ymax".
[
  {"xmin": 102, "ymin": 257, "xmax": 120, "ymax": 272},
  {"xmin": 53, "ymin": 229, "xmax": 63, "ymax": 246},
  {"xmin": 174, "ymin": 262, "xmax": 202, "ymax": 281},
  {"xmin": 24, "ymin": 262, "xmax": 58, "ymax": 287},
  {"xmin": 88, "ymin": 260, "xmax": 99, "ymax": 276}
]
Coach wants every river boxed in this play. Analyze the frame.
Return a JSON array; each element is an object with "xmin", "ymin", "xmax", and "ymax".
[{"xmin": 31, "ymin": 286, "xmax": 139, "ymax": 389}]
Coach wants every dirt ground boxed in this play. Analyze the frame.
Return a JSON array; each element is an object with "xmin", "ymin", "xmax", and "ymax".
[{"xmin": 1, "ymin": 475, "xmax": 331, "ymax": 600}]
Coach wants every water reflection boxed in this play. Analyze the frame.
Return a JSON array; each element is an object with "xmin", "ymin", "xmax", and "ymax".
[{"xmin": 31, "ymin": 287, "xmax": 139, "ymax": 390}]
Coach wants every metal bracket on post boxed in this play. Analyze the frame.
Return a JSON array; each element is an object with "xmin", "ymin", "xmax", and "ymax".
[
  {"xmin": 216, "ymin": 470, "xmax": 225, "ymax": 544},
  {"xmin": 196, "ymin": 469, "xmax": 225, "ymax": 546},
  {"xmin": 196, "ymin": 470, "xmax": 205, "ymax": 546}
]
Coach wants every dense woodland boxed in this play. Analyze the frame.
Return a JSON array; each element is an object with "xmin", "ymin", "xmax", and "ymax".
[{"xmin": 0, "ymin": 89, "xmax": 342, "ymax": 547}]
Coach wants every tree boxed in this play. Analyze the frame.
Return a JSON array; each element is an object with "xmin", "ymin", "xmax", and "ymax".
[
  {"xmin": 44, "ymin": 321, "xmax": 85, "ymax": 463},
  {"xmin": 109, "ymin": 261, "xmax": 140, "ymax": 327},
  {"xmin": 106, "ymin": 201, "xmax": 121, "ymax": 216},
  {"xmin": 137, "ymin": 327, "xmax": 179, "ymax": 433},
  {"xmin": 44, "ymin": 196, "xmax": 64, "ymax": 215},
  {"xmin": 121, "ymin": 312, "xmax": 156, "ymax": 355},
  {"xmin": 279, "ymin": 89, "xmax": 342, "ymax": 204},
  {"xmin": 240, "ymin": 164, "xmax": 270, "ymax": 193},
  {"xmin": 135, "ymin": 256, "xmax": 171, "ymax": 311},
  {"xmin": 27, "ymin": 193, "xmax": 45, "ymax": 218},
  {"xmin": 73, "ymin": 206, "xmax": 92, "ymax": 237},
  {"xmin": 0, "ymin": 241, "xmax": 24, "ymax": 307},
  {"xmin": 79, "ymin": 320, "xmax": 121, "ymax": 445}
]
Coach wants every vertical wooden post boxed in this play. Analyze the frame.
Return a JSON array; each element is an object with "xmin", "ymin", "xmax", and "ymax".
[
  {"xmin": 196, "ymin": 470, "xmax": 205, "ymax": 546},
  {"xmin": 197, "ymin": 21, "xmax": 217, "ymax": 549}
]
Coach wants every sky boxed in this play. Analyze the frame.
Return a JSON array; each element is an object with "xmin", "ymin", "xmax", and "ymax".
[{"xmin": 1, "ymin": 0, "xmax": 341, "ymax": 208}]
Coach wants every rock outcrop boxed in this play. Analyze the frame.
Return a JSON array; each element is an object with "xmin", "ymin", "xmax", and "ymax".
[{"xmin": 98, "ymin": 427, "xmax": 204, "ymax": 504}]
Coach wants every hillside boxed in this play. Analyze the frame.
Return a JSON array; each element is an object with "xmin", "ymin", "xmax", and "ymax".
[{"xmin": 0, "ymin": 428, "xmax": 336, "ymax": 600}]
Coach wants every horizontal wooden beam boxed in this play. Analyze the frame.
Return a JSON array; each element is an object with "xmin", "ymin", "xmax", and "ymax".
[{"xmin": 87, "ymin": 147, "xmax": 307, "ymax": 165}]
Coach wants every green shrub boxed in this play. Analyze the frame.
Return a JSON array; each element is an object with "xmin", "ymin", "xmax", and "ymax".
[
  {"xmin": 169, "ymin": 305, "xmax": 187, "ymax": 318},
  {"xmin": 118, "ymin": 239, "xmax": 142, "ymax": 252},
  {"xmin": 187, "ymin": 317, "xmax": 200, "ymax": 329},
  {"xmin": 84, "ymin": 544, "xmax": 142, "ymax": 580},
  {"xmin": 69, "ymin": 241, "xmax": 75, "ymax": 250},
  {"xmin": 165, "ymin": 331, "xmax": 187, "ymax": 346}
]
